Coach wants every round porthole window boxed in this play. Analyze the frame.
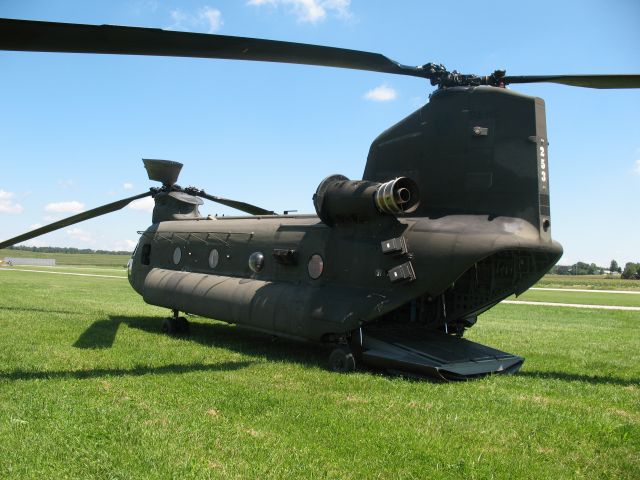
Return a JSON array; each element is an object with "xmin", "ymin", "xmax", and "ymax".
[
  {"xmin": 307, "ymin": 254, "xmax": 324, "ymax": 279},
  {"xmin": 248, "ymin": 252, "xmax": 265, "ymax": 273},
  {"xmin": 208, "ymin": 248, "xmax": 219, "ymax": 269},
  {"xmin": 172, "ymin": 246, "xmax": 182, "ymax": 265}
]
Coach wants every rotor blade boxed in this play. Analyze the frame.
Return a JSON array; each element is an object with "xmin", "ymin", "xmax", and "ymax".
[
  {"xmin": 0, "ymin": 191, "xmax": 152, "ymax": 249},
  {"xmin": 0, "ymin": 18, "xmax": 424, "ymax": 78},
  {"xmin": 194, "ymin": 190, "xmax": 274, "ymax": 216},
  {"xmin": 503, "ymin": 74, "xmax": 640, "ymax": 89}
]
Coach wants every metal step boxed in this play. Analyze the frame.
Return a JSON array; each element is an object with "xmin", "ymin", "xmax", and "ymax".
[{"xmin": 360, "ymin": 324, "xmax": 524, "ymax": 380}]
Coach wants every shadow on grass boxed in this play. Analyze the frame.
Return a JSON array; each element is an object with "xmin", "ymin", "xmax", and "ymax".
[
  {"xmin": 74, "ymin": 315, "xmax": 329, "ymax": 371},
  {"xmin": 0, "ymin": 360, "xmax": 254, "ymax": 381},
  {"xmin": 0, "ymin": 305, "xmax": 85, "ymax": 316},
  {"xmin": 518, "ymin": 370, "xmax": 639, "ymax": 387},
  {"xmin": 74, "ymin": 319, "xmax": 121, "ymax": 349},
  {"xmin": 73, "ymin": 316, "xmax": 639, "ymax": 386}
]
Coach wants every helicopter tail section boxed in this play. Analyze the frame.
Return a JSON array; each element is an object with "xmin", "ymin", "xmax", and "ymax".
[
  {"xmin": 364, "ymin": 86, "xmax": 553, "ymax": 240},
  {"xmin": 359, "ymin": 323, "xmax": 523, "ymax": 380}
]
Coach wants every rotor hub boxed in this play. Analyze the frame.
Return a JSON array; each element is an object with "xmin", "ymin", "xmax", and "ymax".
[{"xmin": 419, "ymin": 63, "xmax": 507, "ymax": 89}]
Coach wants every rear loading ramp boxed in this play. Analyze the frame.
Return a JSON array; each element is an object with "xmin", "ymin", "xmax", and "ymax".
[{"xmin": 361, "ymin": 324, "xmax": 523, "ymax": 380}]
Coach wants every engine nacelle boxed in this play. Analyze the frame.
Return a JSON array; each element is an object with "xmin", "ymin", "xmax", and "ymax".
[{"xmin": 313, "ymin": 175, "xmax": 420, "ymax": 226}]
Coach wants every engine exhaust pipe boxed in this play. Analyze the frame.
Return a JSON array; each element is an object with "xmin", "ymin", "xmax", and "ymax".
[
  {"xmin": 313, "ymin": 175, "xmax": 420, "ymax": 226},
  {"xmin": 375, "ymin": 177, "xmax": 420, "ymax": 214}
]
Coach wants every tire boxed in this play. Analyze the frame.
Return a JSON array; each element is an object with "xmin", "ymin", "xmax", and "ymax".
[
  {"xmin": 161, "ymin": 317, "xmax": 176, "ymax": 335},
  {"xmin": 328, "ymin": 347, "xmax": 356, "ymax": 373},
  {"xmin": 177, "ymin": 316, "xmax": 190, "ymax": 334}
]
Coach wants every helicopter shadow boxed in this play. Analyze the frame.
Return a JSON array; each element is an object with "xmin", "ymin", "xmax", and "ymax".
[
  {"xmin": 74, "ymin": 317, "xmax": 640, "ymax": 386},
  {"xmin": 0, "ymin": 305, "xmax": 85, "ymax": 316},
  {"xmin": 67, "ymin": 317, "xmax": 640, "ymax": 386},
  {"xmin": 74, "ymin": 315, "xmax": 330, "ymax": 371},
  {"xmin": 2, "ymin": 311, "xmax": 255, "ymax": 382},
  {"xmin": 0, "ymin": 360, "xmax": 254, "ymax": 382},
  {"xmin": 73, "ymin": 318, "xmax": 122, "ymax": 349}
]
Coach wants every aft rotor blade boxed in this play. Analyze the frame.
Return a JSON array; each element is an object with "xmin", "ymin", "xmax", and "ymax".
[
  {"xmin": 503, "ymin": 74, "xmax": 640, "ymax": 89},
  {"xmin": 195, "ymin": 191, "xmax": 274, "ymax": 215},
  {"xmin": 0, "ymin": 191, "xmax": 152, "ymax": 249},
  {"xmin": 0, "ymin": 18, "xmax": 424, "ymax": 78}
]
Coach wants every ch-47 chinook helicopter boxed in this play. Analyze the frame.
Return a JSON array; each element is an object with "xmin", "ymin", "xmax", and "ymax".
[{"xmin": 1, "ymin": 19, "xmax": 639, "ymax": 380}]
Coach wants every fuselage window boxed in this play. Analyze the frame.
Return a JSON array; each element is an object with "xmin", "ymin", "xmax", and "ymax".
[
  {"xmin": 209, "ymin": 248, "xmax": 219, "ymax": 269},
  {"xmin": 173, "ymin": 246, "xmax": 182, "ymax": 265}
]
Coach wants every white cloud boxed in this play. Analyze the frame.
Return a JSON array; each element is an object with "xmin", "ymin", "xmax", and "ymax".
[
  {"xmin": 30, "ymin": 223, "xmax": 43, "ymax": 230},
  {"xmin": 128, "ymin": 196, "xmax": 155, "ymax": 212},
  {"xmin": 45, "ymin": 201, "xmax": 85, "ymax": 214},
  {"xmin": 364, "ymin": 84, "xmax": 397, "ymax": 102},
  {"xmin": 113, "ymin": 239, "xmax": 138, "ymax": 251},
  {"xmin": 247, "ymin": 0, "xmax": 352, "ymax": 23},
  {"xmin": 200, "ymin": 6, "xmax": 223, "ymax": 32},
  {"xmin": 66, "ymin": 227, "xmax": 94, "ymax": 243},
  {"xmin": 634, "ymin": 159, "xmax": 640, "ymax": 175},
  {"xmin": 169, "ymin": 6, "xmax": 223, "ymax": 33},
  {"xmin": 123, "ymin": 182, "xmax": 134, "ymax": 190},
  {"xmin": 0, "ymin": 190, "xmax": 24, "ymax": 214}
]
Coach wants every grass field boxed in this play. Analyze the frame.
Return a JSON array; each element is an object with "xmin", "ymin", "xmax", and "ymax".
[
  {"xmin": 0, "ymin": 261, "xmax": 638, "ymax": 479},
  {"xmin": 0, "ymin": 248, "xmax": 131, "ymax": 268},
  {"xmin": 516, "ymin": 289, "xmax": 640, "ymax": 307},
  {"xmin": 4, "ymin": 264, "xmax": 128, "ymax": 277},
  {"xmin": 538, "ymin": 274, "xmax": 640, "ymax": 291}
]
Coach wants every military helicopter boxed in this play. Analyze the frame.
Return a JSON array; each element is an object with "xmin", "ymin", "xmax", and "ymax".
[{"xmin": 1, "ymin": 18, "xmax": 639, "ymax": 380}]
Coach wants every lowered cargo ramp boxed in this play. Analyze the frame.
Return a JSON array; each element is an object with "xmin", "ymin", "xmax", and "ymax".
[{"xmin": 361, "ymin": 324, "xmax": 524, "ymax": 381}]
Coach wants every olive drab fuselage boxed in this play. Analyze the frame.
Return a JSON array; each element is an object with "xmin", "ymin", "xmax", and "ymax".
[{"xmin": 128, "ymin": 86, "xmax": 562, "ymax": 344}]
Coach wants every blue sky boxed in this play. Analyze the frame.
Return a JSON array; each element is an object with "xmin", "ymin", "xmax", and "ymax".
[{"xmin": 1, "ymin": 0, "xmax": 639, "ymax": 266}]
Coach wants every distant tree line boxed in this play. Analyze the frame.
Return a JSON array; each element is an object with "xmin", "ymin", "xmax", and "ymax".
[
  {"xmin": 551, "ymin": 262, "xmax": 604, "ymax": 275},
  {"xmin": 550, "ymin": 259, "xmax": 640, "ymax": 279},
  {"xmin": 4, "ymin": 245, "xmax": 132, "ymax": 255},
  {"xmin": 621, "ymin": 262, "xmax": 640, "ymax": 280}
]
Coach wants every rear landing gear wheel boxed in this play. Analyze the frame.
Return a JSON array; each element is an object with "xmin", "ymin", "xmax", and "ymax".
[
  {"xmin": 162, "ymin": 317, "xmax": 177, "ymax": 335},
  {"xmin": 329, "ymin": 346, "xmax": 356, "ymax": 373},
  {"xmin": 177, "ymin": 316, "xmax": 190, "ymax": 334},
  {"xmin": 162, "ymin": 311, "xmax": 190, "ymax": 335}
]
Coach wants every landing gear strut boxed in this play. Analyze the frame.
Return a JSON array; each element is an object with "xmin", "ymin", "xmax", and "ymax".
[{"xmin": 162, "ymin": 309, "xmax": 190, "ymax": 335}]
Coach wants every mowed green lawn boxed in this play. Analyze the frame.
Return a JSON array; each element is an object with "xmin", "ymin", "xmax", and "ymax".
[
  {"xmin": 538, "ymin": 274, "xmax": 640, "ymax": 291},
  {"xmin": 0, "ymin": 248, "xmax": 130, "ymax": 268},
  {"xmin": 515, "ymin": 289, "xmax": 640, "ymax": 307},
  {"xmin": 4, "ymin": 264, "xmax": 128, "ymax": 278},
  {"xmin": 0, "ymin": 268, "xmax": 638, "ymax": 479}
]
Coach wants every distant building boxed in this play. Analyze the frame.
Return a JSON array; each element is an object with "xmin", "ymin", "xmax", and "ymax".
[{"xmin": 3, "ymin": 257, "xmax": 56, "ymax": 266}]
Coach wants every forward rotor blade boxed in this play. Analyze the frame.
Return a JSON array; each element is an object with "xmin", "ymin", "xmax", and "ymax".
[
  {"xmin": 0, "ymin": 191, "xmax": 152, "ymax": 249},
  {"xmin": 0, "ymin": 18, "xmax": 424, "ymax": 78},
  {"xmin": 503, "ymin": 74, "xmax": 640, "ymax": 89},
  {"xmin": 194, "ymin": 190, "xmax": 274, "ymax": 215}
]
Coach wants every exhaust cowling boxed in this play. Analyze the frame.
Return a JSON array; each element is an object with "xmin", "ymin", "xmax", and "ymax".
[{"xmin": 313, "ymin": 175, "xmax": 420, "ymax": 226}]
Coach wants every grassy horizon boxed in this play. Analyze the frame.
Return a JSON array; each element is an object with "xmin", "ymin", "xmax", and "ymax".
[{"xmin": 0, "ymin": 248, "xmax": 131, "ymax": 268}]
